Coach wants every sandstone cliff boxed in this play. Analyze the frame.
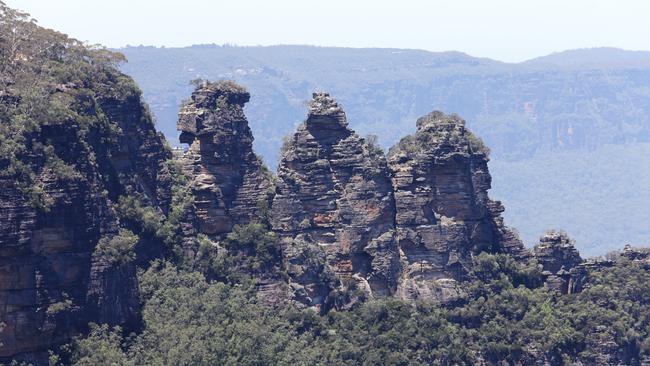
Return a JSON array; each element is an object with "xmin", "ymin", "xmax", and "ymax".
[
  {"xmin": 387, "ymin": 111, "xmax": 527, "ymax": 301},
  {"xmin": 177, "ymin": 80, "xmax": 272, "ymax": 238},
  {"xmin": 270, "ymin": 93, "xmax": 527, "ymax": 307},
  {"xmin": 174, "ymin": 80, "xmax": 282, "ymax": 302},
  {"xmin": 0, "ymin": 12, "xmax": 171, "ymax": 362},
  {"xmin": 0, "ymin": 97, "xmax": 170, "ymax": 362},
  {"xmin": 271, "ymin": 92, "xmax": 400, "ymax": 309}
]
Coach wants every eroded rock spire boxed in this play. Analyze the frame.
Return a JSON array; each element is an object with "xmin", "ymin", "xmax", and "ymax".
[
  {"xmin": 271, "ymin": 92, "xmax": 400, "ymax": 309},
  {"xmin": 388, "ymin": 111, "xmax": 527, "ymax": 301},
  {"xmin": 177, "ymin": 80, "xmax": 272, "ymax": 236}
]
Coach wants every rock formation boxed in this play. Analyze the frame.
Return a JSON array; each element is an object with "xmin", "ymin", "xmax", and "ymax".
[
  {"xmin": 532, "ymin": 230, "xmax": 583, "ymax": 293},
  {"xmin": 3, "ymin": 15, "xmax": 648, "ymax": 359},
  {"xmin": 620, "ymin": 244, "xmax": 650, "ymax": 269},
  {"xmin": 537, "ymin": 239, "xmax": 650, "ymax": 296},
  {"xmin": 387, "ymin": 111, "xmax": 527, "ymax": 301},
  {"xmin": 177, "ymin": 80, "xmax": 272, "ymax": 237},
  {"xmin": 175, "ymin": 81, "xmax": 284, "ymax": 304},
  {"xmin": 271, "ymin": 92, "xmax": 400, "ymax": 309},
  {"xmin": 0, "ymin": 87, "xmax": 171, "ymax": 362},
  {"xmin": 270, "ymin": 95, "xmax": 528, "ymax": 307}
]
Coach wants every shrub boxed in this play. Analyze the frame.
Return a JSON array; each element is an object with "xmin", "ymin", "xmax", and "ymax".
[
  {"xmin": 46, "ymin": 294, "xmax": 74, "ymax": 315},
  {"xmin": 224, "ymin": 222, "xmax": 279, "ymax": 270},
  {"xmin": 93, "ymin": 229, "xmax": 138, "ymax": 265},
  {"xmin": 70, "ymin": 324, "xmax": 130, "ymax": 366},
  {"xmin": 467, "ymin": 131, "xmax": 491, "ymax": 156},
  {"xmin": 364, "ymin": 134, "xmax": 384, "ymax": 156},
  {"xmin": 117, "ymin": 196, "xmax": 164, "ymax": 235}
]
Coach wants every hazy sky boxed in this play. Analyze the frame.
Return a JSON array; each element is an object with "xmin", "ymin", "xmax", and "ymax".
[{"xmin": 7, "ymin": 0, "xmax": 650, "ymax": 62}]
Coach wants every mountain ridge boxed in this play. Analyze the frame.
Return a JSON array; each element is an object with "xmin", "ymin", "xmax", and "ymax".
[{"xmin": 118, "ymin": 44, "xmax": 650, "ymax": 67}]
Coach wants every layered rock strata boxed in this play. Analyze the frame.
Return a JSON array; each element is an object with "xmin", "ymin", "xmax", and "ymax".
[
  {"xmin": 177, "ymin": 81, "xmax": 272, "ymax": 237},
  {"xmin": 175, "ymin": 81, "xmax": 283, "ymax": 304},
  {"xmin": 532, "ymin": 230, "xmax": 583, "ymax": 293},
  {"xmin": 271, "ymin": 92, "xmax": 400, "ymax": 309},
  {"xmin": 387, "ymin": 111, "xmax": 527, "ymax": 301},
  {"xmin": 0, "ymin": 88, "xmax": 170, "ymax": 362}
]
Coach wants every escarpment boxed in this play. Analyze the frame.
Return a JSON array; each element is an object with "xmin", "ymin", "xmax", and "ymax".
[
  {"xmin": 387, "ymin": 112, "xmax": 528, "ymax": 301},
  {"xmin": 3, "ymin": 7, "xmax": 649, "ymax": 360},
  {"xmin": 271, "ymin": 92, "xmax": 400, "ymax": 309},
  {"xmin": 0, "ymin": 11, "xmax": 172, "ymax": 362},
  {"xmin": 0, "ymin": 72, "xmax": 170, "ymax": 362}
]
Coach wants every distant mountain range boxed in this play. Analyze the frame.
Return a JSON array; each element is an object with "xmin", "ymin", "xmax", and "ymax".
[
  {"xmin": 524, "ymin": 47, "xmax": 650, "ymax": 68},
  {"xmin": 117, "ymin": 45, "xmax": 650, "ymax": 255}
]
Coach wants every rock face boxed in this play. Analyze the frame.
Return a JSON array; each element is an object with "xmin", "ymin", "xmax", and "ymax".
[
  {"xmin": 0, "ymin": 92, "xmax": 170, "ymax": 362},
  {"xmin": 270, "ymin": 94, "xmax": 526, "ymax": 307},
  {"xmin": 271, "ymin": 92, "xmax": 400, "ymax": 309},
  {"xmin": 177, "ymin": 81, "xmax": 272, "ymax": 238},
  {"xmin": 387, "ymin": 111, "xmax": 527, "ymax": 301},
  {"xmin": 175, "ymin": 81, "xmax": 284, "ymax": 304},
  {"xmin": 532, "ymin": 230, "xmax": 583, "ymax": 293}
]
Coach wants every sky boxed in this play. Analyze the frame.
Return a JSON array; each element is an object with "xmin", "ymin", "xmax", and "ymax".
[{"xmin": 6, "ymin": 0, "xmax": 650, "ymax": 63}]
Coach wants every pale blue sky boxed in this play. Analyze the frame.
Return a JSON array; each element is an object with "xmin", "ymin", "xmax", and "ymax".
[{"xmin": 7, "ymin": 0, "xmax": 650, "ymax": 62}]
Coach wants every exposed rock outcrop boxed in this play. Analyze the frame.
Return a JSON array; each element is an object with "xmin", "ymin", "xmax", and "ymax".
[
  {"xmin": 532, "ymin": 230, "xmax": 583, "ymax": 293},
  {"xmin": 271, "ymin": 92, "xmax": 400, "ymax": 309},
  {"xmin": 175, "ymin": 81, "xmax": 284, "ymax": 304},
  {"xmin": 620, "ymin": 244, "xmax": 650, "ymax": 269},
  {"xmin": 177, "ymin": 81, "xmax": 272, "ymax": 238},
  {"xmin": 269, "ymin": 97, "xmax": 529, "ymax": 307},
  {"xmin": 387, "ymin": 111, "xmax": 527, "ymax": 301},
  {"xmin": 0, "ymin": 89, "xmax": 170, "ymax": 362},
  {"xmin": 565, "ymin": 244, "xmax": 650, "ymax": 296}
]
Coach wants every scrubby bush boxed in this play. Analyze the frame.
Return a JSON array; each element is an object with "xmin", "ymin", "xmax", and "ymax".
[
  {"xmin": 92, "ymin": 229, "xmax": 139, "ymax": 265},
  {"xmin": 46, "ymin": 297, "xmax": 74, "ymax": 316},
  {"xmin": 117, "ymin": 196, "xmax": 164, "ymax": 235},
  {"xmin": 224, "ymin": 222, "xmax": 279, "ymax": 271},
  {"xmin": 467, "ymin": 131, "xmax": 490, "ymax": 156}
]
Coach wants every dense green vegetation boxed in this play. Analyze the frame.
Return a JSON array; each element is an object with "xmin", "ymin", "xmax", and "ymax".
[
  {"xmin": 60, "ymin": 253, "xmax": 650, "ymax": 365},
  {"xmin": 223, "ymin": 222, "xmax": 280, "ymax": 272},
  {"xmin": 92, "ymin": 229, "xmax": 139, "ymax": 265},
  {"xmin": 0, "ymin": 2, "xmax": 142, "ymax": 210}
]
